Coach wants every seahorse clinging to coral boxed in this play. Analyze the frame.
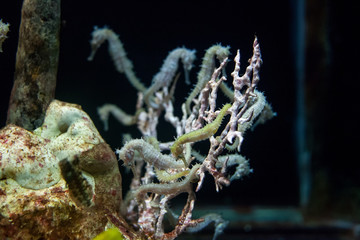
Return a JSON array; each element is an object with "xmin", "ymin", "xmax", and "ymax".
[{"xmin": 170, "ymin": 103, "xmax": 231, "ymax": 158}]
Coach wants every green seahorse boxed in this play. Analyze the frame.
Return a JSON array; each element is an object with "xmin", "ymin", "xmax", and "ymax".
[{"xmin": 170, "ymin": 103, "xmax": 231, "ymax": 158}]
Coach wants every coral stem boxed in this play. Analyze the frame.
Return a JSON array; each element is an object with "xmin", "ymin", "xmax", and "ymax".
[{"xmin": 7, "ymin": 0, "xmax": 60, "ymax": 130}]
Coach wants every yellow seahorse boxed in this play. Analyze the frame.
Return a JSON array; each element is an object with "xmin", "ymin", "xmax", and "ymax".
[{"xmin": 170, "ymin": 103, "xmax": 231, "ymax": 158}]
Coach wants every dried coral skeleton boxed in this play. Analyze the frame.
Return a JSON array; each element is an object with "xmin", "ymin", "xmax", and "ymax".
[{"xmin": 89, "ymin": 26, "xmax": 275, "ymax": 239}]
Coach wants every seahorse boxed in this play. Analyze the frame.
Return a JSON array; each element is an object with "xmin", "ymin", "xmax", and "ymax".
[
  {"xmin": 170, "ymin": 103, "xmax": 231, "ymax": 158},
  {"xmin": 185, "ymin": 45, "xmax": 230, "ymax": 114}
]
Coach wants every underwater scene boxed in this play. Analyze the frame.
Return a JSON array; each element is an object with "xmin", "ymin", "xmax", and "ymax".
[{"xmin": 0, "ymin": 1, "xmax": 359, "ymax": 239}]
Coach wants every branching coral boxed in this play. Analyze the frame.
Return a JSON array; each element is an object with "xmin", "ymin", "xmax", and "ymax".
[{"xmin": 89, "ymin": 27, "xmax": 275, "ymax": 239}]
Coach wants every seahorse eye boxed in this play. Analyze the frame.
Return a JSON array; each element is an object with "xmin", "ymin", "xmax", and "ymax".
[{"xmin": 125, "ymin": 150, "xmax": 134, "ymax": 164}]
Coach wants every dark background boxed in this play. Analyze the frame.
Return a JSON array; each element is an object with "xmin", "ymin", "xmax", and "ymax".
[{"xmin": 0, "ymin": 0, "xmax": 358, "ymax": 215}]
